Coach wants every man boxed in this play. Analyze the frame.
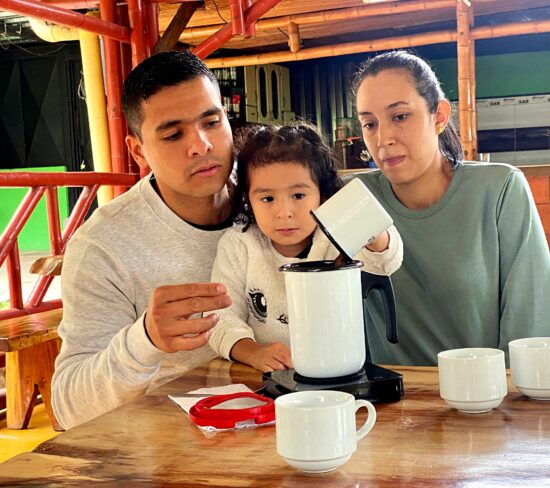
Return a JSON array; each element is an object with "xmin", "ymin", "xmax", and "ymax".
[{"xmin": 52, "ymin": 50, "xmax": 234, "ymax": 430}]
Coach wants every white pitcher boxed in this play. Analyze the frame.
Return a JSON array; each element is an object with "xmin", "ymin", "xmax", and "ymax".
[{"xmin": 280, "ymin": 260, "xmax": 398, "ymax": 379}]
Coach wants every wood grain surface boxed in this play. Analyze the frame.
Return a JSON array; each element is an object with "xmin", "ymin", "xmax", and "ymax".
[
  {"xmin": 0, "ymin": 360, "xmax": 548, "ymax": 487},
  {"xmin": 0, "ymin": 309, "xmax": 62, "ymax": 352}
]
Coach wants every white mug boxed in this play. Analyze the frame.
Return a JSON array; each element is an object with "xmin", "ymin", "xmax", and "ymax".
[
  {"xmin": 311, "ymin": 178, "xmax": 393, "ymax": 260},
  {"xmin": 438, "ymin": 348, "xmax": 507, "ymax": 414},
  {"xmin": 275, "ymin": 390, "xmax": 376, "ymax": 473},
  {"xmin": 509, "ymin": 337, "xmax": 550, "ymax": 400}
]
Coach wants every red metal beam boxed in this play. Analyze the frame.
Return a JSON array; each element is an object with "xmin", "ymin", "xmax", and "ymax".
[
  {"xmin": 41, "ymin": 0, "xmax": 100, "ymax": 8},
  {"xmin": 23, "ymin": 184, "xmax": 99, "ymax": 305},
  {"xmin": 100, "ymin": 0, "xmax": 129, "ymax": 193},
  {"xmin": 0, "ymin": 172, "xmax": 137, "ymax": 188},
  {"xmin": 193, "ymin": 0, "xmax": 283, "ymax": 59},
  {"xmin": 7, "ymin": 243, "xmax": 23, "ymax": 310},
  {"xmin": 0, "ymin": 187, "xmax": 46, "ymax": 266},
  {"xmin": 0, "ymin": 0, "xmax": 130, "ymax": 43},
  {"xmin": 59, "ymin": 184, "xmax": 101, "ymax": 249},
  {"xmin": 0, "ymin": 176, "xmax": 106, "ymax": 317},
  {"xmin": 0, "ymin": 300, "xmax": 63, "ymax": 320},
  {"xmin": 146, "ymin": 0, "xmax": 160, "ymax": 51},
  {"xmin": 128, "ymin": 0, "xmax": 149, "ymax": 66},
  {"xmin": 243, "ymin": 0, "xmax": 255, "ymax": 38},
  {"xmin": 41, "ymin": 0, "xmax": 199, "ymax": 7},
  {"xmin": 230, "ymin": 0, "xmax": 244, "ymax": 36},
  {"xmin": 45, "ymin": 187, "xmax": 63, "ymax": 255}
]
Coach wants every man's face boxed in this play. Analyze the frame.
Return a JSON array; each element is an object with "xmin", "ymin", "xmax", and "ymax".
[{"xmin": 126, "ymin": 76, "xmax": 233, "ymax": 209}]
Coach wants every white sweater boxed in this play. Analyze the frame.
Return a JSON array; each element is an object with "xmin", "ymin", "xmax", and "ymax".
[
  {"xmin": 209, "ymin": 224, "xmax": 403, "ymax": 360},
  {"xmin": 52, "ymin": 175, "xmax": 225, "ymax": 429}
]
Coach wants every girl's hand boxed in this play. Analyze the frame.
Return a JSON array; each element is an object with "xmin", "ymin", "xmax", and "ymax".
[
  {"xmin": 365, "ymin": 230, "xmax": 390, "ymax": 252},
  {"xmin": 231, "ymin": 339, "xmax": 292, "ymax": 372}
]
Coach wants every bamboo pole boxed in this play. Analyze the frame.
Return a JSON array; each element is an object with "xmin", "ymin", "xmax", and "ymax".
[
  {"xmin": 177, "ymin": 0, "xmax": 457, "ymax": 40},
  {"xmin": 288, "ymin": 22, "xmax": 300, "ymax": 53},
  {"xmin": 469, "ymin": 6, "xmax": 478, "ymax": 160},
  {"xmin": 472, "ymin": 19, "xmax": 550, "ymax": 38},
  {"xmin": 457, "ymin": 0, "xmax": 473, "ymax": 160},
  {"xmin": 204, "ymin": 19, "xmax": 550, "ymax": 67}
]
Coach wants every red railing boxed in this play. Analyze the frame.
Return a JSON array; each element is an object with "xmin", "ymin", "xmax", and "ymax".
[{"xmin": 0, "ymin": 171, "xmax": 138, "ymax": 322}]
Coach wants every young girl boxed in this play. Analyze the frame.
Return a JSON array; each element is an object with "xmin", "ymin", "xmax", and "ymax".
[{"xmin": 209, "ymin": 123, "xmax": 403, "ymax": 372}]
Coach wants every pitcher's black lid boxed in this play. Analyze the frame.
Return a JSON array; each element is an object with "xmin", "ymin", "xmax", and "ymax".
[{"xmin": 279, "ymin": 260, "xmax": 363, "ymax": 273}]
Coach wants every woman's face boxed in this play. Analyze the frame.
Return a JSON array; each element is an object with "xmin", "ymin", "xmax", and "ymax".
[{"xmin": 356, "ymin": 69, "xmax": 449, "ymax": 187}]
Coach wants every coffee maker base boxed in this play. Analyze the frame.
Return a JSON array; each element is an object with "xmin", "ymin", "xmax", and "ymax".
[{"xmin": 260, "ymin": 362, "xmax": 404, "ymax": 403}]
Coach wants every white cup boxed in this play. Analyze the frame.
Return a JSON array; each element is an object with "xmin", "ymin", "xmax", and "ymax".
[
  {"xmin": 509, "ymin": 337, "xmax": 550, "ymax": 400},
  {"xmin": 275, "ymin": 390, "xmax": 376, "ymax": 473},
  {"xmin": 311, "ymin": 178, "xmax": 393, "ymax": 260},
  {"xmin": 438, "ymin": 348, "xmax": 507, "ymax": 414}
]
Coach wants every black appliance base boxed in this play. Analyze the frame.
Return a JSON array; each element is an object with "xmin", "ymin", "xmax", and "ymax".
[{"xmin": 259, "ymin": 362, "xmax": 404, "ymax": 404}]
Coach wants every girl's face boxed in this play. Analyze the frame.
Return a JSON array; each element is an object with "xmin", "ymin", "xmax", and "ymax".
[
  {"xmin": 356, "ymin": 69, "xmax": 450, "ymax": 188},
  {"xmin": 248, "ymin": 162, "xmax": 321, "ymax": 257}
]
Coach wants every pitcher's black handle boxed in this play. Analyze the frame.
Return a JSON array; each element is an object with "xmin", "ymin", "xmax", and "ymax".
[{"xmin": 360, "ymin": 271, "xmax": 398, "ymax": 344}]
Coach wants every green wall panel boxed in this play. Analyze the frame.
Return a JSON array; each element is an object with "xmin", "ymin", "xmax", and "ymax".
[
  {"xmin": 0, "ymin": 166, "xmax": 69, "ymax": 252},
  {"xmin": 431, "ymin": 51, "xmax": 550, "ymax": 100}
]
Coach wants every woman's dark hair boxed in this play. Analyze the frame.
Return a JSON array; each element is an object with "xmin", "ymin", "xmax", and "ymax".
[
  {"xmin": 352, "ymin": 50, "xmax": 464, "ymax": 167},
  {"xmin": 233, "ymin": 122, "xmax": 343, "ymax": 230}
]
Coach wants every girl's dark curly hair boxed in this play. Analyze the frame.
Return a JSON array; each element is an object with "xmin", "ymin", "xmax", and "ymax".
[{"xmin": 232, "ymin": 122, "xmax": 344, "ymax": 231}]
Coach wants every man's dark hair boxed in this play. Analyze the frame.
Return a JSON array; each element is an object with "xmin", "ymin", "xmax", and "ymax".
[{"xmin": 122, "ymin": 50, "xmax": 219, "ymax": 139}]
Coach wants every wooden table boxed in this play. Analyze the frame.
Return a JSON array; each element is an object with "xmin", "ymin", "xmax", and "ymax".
[{"xmin": 0, "ymin": 359, "xmax": 549, "ymax": 486}]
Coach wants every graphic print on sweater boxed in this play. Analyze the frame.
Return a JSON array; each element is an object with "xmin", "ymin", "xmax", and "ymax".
[{"xmin": 248, "ymin": 289, "xmax": 267, "ymax": 323}]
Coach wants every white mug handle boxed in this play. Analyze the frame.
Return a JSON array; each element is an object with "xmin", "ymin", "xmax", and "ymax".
[{"xmin": 355, "ymin": 399, "xmax": 377, "ymax": 440}]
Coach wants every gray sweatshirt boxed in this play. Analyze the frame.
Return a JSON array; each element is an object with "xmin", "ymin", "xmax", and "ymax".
[
  {"xmin": 52, "ymin": 175, "xmax": 224, "ymax": 429},
  {"xmin": 354, "ymin": 163, "xmax": 550, "ymax": 366}
]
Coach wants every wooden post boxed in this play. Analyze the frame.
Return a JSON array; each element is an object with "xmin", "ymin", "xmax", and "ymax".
[
  {"xmin": 288, "ymin": 22, "xmax": 300, "ymax": 53},
  {"xmin": 469, "ymin": 5, "xmax": 478, "ymax": 160},
  {"xmin": 6, "ymin": 339, "xmax": 62, "ymax": 430},
  {"xmin": 154, "ymin": 1, "xmax": 200, "ymax": 54},
  {"xmin": 456, "ymin": 0, "xmax": 474, "ymax": 160}
]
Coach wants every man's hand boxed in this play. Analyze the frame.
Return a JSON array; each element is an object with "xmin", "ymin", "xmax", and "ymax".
[
  {"xmin": 231, "ymin": 338, "xmax": 292, "ymax": 372},
  {"xmin": 145, "ymin": 282, "xmax": 231, "ymax": 353}
]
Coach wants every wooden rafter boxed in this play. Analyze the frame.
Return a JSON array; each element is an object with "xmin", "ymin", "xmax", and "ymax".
[
  {"xmin": 154, "ymin": 1, "xmax": 201, "ymax": 53},
  {"xmin": 204, "ymin": 18, "xmax": 550, "ymax": 67}
]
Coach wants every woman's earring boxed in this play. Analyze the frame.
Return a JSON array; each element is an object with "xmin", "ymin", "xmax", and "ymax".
[{"xmin": 437, "ymin": 125, "xmax": 445, "ymax": 135}]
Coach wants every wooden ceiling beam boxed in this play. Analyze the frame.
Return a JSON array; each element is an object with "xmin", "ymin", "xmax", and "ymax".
[
  {"xmin": 204, "ymin": 18, "xmax": 550, "ymax": 67},
  {"xmin": 173, "ymin": 0, "xmax": 456, "ymax": 40},
  {"xmin": 154, "ymin": 1, "xmax": 201, "ymax": 53},
  {"xmin": 288, "ymin": 21, "xmax": 300, "ymax": 52}
]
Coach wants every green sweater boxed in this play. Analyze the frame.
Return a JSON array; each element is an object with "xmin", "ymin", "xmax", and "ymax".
[{"xmin": 353, "ymin": 163, "xmax": 550, "ymax": 366}]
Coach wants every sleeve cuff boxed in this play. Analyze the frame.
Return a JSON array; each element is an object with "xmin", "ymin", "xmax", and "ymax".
[
  {"xmin": 125, "ymin": 312, "xmax": 166, "ymax": 367},
  {"xmin": 219, "ymin": 328, "xmax": 255, "ymax": 361}
]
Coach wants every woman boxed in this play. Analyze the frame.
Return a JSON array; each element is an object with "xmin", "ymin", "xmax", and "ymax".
[{"xmin": 351, "ymin": 50, "xmax": 549, "ymax": 366}]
